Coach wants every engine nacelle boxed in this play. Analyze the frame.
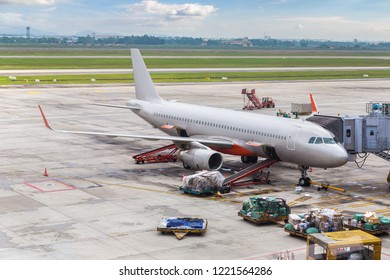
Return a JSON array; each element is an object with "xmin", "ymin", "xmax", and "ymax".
[{"xmin": 179, "ymin": 149, "xmax": 223, "ymax": 170}]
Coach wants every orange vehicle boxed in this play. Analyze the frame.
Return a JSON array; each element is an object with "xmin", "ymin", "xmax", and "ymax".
[{"xmin": 242, "ymin": 88, "xmax": 275, "ymax": 110}]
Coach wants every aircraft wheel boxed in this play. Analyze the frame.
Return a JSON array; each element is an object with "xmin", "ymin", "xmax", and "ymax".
[
  {"xmin": 250, "ymin": 156, "xmax": 258, "ymax": 163},
  {"xmin": 298, "ymin": 178, "xmax": 306, "ymax": 186},
  {"xmin": 241, "ymin": 156, "xmax": 250, "ymax": 163}
]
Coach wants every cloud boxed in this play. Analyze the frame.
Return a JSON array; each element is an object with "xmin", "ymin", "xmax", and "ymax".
[
  {"xmin": 127, "ymin": 0, "xmax": 217, "ymax": 21},
  {"xmin": 40, "ymin": 6, "xmax": 57, "ymax": 12},
  {"xmin": 0, "ymin": 12, "xmax": 25, "ymax": 26},
  {"xmin": 295, "ymin": 23, "xmax": 303, "ymax": 29},
  {"xmin": 287, "ymin": 16, "xmax": 353, "ymax": 24},
  {"xmin": 270, "ymin": 0, "xmax": 295, "ymax": 4},
  {"xmin": 0, "ymin": 0, "xmax": 56, "ymax": 5}
]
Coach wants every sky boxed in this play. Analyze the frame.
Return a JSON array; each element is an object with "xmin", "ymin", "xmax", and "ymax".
[{"xmin": 1, "ymin": 0, "xmax": 390, "ymax": 41}]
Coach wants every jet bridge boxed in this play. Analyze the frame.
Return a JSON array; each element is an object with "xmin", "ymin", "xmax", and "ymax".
[{"xmin": 307, "ymin": 101, "xmax": 390, "ymax": 164}]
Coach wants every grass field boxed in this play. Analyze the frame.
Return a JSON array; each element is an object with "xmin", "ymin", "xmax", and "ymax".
[
  {"xmin": 3, "ymin": 57, "xmax": 390, "ymax": 70},
  {"xmin": 1, "ymin": 47, "xmax": 390, "ymax": 84},
  {"xmin": 1, "ymin": 70, "xmax": 389, "ymax": 85}
]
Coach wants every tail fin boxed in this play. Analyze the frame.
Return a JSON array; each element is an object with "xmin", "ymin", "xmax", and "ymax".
[
  {"xmin": 310, "ymin": 93, "xmax": 318, "ymax": 114},
  {"xmin": 131, "ymin": 48, "xmax": 162, "ymax": 101}
]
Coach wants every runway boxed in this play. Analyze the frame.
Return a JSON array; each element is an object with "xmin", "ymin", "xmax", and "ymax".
[
  {"xmin": 2, "ymin": 55, "xmax": 390, "ymax": 59},
  {"xmin": 0, "ymin": 80, "xmax": 389, "ymax": 259},
  {"xmin": 2, "ymin": 66, "xmax": 390, "ymax": 76}
]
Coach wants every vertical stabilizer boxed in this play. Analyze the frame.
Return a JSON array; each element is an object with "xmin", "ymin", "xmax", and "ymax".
[
  {"xmin": 131, "ymin": 49, "xmax": 162, "ymax": 101},
  {"xmin": 310, "ymin": 93, "xmax": 318, "ymax": 113}
]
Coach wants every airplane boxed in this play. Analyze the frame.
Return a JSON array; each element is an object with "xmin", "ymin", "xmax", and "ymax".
[{"xmin": 38, "ymin": 48, "xmax": 349, "ymax": 187}]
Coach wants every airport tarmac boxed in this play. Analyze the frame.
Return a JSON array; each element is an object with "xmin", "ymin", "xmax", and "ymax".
[{"xmin": 0, "ymin": 80, "xmax": 389, "ymax": 260}]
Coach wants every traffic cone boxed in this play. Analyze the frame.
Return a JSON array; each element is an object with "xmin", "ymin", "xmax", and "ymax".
[{"xmin": 43, "ymin": 168, "xmax": 48, "ymax": 177}]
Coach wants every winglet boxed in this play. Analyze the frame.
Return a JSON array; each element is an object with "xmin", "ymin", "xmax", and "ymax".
[
  {"xmin": 309, "ymin": 93, "xmax": 318, "ymax": 113},
  {"xmin": 38, "ymin": 105, "xmax": 53, "ymax": 130}
]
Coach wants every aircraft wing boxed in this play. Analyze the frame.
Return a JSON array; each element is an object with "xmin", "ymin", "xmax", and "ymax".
[
  {"xmin": 38, "ymin": 105, "xmax": 234, "ymax": 148},
  {"xmin": 91, "ymin": 103, "xmax": 141, "ymax": 110}
]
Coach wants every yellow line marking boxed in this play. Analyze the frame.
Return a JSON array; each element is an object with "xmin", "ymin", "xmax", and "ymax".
[
  {"xmin": 365, "ymin": 194, "xmax": 390, "ymax": 200},
  {"xmin": 288, "ymin": 195, "xmax": 312, "ymax": 206},
  {"xmin": 26, "ymin": 91, "xmax": 41, "ymax": 95},
  {"xmin": 349, "ymin": 202, "xmax": 375, "ymax": 208},
  {"xmin": 375, "ymin": 208, "xmax": 390, "ymax": 213}
]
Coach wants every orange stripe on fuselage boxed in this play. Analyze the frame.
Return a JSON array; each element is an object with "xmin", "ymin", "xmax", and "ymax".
[{"xmin": 211, "ymin": 144, "xmax": 256, "ymax": 156}]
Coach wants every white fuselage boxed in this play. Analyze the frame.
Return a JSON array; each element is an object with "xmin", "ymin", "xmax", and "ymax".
[{"xmin": 128, "ymin": 99, "xmax": 348, "ymax": 168}]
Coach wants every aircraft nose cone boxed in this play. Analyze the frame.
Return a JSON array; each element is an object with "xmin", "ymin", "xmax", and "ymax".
[{"xmin": 331, "ymin": 147, "xmax": 348, "ymax": 167}]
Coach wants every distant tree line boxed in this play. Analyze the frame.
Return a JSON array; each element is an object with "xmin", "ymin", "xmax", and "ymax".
[{"xmin": 1, "ymin": 34, "xmax": 390, "ymax": 49}]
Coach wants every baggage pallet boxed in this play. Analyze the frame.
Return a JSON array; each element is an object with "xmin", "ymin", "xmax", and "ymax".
[
  {"xmin": 284, "ymin": 228, "xmax": 309, "ymax": 239},
  {"xmin": 343, "ymin": 224, "xmax": 389, "ymax": 236},
  {"xmin": 238, "ymin": 211, "xmax": 288, "ymax": 225},
  {"xmin": 179, "ymin": 186, "xmax": 231, "ymax": 196},
  {"xmin": 157, "ymin": 217, "xmax": 208, "ymax": 240}
]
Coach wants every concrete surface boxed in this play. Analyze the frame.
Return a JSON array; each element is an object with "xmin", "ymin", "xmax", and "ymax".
[{"xmin": 0, "ymin": 80, "xmax": 389, "ymax": 259}]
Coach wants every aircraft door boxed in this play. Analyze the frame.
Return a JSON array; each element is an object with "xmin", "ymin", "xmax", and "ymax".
[
  {"xmin": 287, "ymin": 126, "xmax": 300, "ymax": 151},
  {"xmin": 365, "ymin": 126, "xmax": 378, "ymax": 150},
  {"xmin": 344, "ymin": 118, "xmax": 355, "ymax": 151},
  {"xmin": 176, "ymin": 128, "xmax": 188, "ymax": 137}
]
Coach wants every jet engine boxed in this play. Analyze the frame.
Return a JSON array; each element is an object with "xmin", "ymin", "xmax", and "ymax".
[{"xmin": 179, "ymin": 149, "xmax": 223, "ymax": 170}]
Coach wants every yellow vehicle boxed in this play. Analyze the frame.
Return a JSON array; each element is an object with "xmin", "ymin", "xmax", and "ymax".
[{"xmin": 306, "ymin": 230, "xmax": 382, "ymax": 260}]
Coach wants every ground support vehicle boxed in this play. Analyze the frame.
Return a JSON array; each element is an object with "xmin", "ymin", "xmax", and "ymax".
[
  {"xmin": 306, "ymin": 230, "xmax": 382, "ymax": 260},
  {"xmin": 133, "ymin": 144, "xmax": 178, "ymax": 164}
]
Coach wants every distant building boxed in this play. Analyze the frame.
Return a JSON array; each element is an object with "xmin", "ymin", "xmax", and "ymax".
[{"xmin": 224, "ymin": 37, "xmax": 253, "ymax": 47}]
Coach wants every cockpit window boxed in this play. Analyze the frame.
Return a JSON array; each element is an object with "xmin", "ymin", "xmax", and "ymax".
[
  {"xmin": 323, "ymin": 138, "xmax": 336, "ymax": 144},
  {"xmin": 309, "ymin": 137, "xmax": 338, "ymax": 144}
]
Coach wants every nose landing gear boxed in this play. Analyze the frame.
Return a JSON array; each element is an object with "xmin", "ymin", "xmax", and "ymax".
[{"xmin": 298, "ymin": 165, "xmax": 311, "ymax": 187}]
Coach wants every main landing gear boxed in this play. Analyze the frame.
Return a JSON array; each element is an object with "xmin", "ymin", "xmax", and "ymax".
[
  {"xmin": 298, "ymin": 165, "xmax": 311, "ymax": 187},
  {"xmin": 241, "ymin": 156, "xmax": 258, "ymax": 163}
]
